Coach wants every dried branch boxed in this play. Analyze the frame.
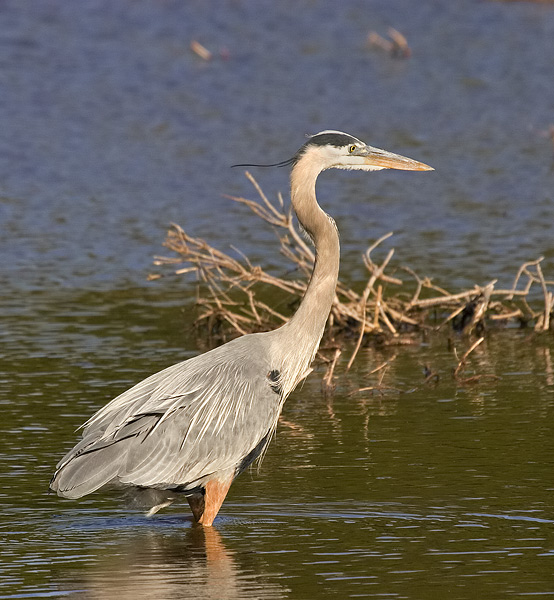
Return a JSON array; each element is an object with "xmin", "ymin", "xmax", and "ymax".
[{"xmin": 151, "ymin": 173, "xmax": 554, "ymax": 370}]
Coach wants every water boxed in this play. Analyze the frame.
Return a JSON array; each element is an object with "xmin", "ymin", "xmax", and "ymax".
[{"xmin": 1, "ymin": 0, "xmax": 554, "ymax": 598}]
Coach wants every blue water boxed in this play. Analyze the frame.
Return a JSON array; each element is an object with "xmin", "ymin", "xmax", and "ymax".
[
  {"xmin": 1, "ymin": 0, "xmax": 553, "ymax": 292},
  {"xmin": 1, "ymin": 1, "xmax": 554, "ymax": 598}
]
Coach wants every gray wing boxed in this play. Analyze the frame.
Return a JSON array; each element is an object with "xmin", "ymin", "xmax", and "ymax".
[{"xmin": 50, "ymin": 333, "xmax": 283, "ymax": 499}]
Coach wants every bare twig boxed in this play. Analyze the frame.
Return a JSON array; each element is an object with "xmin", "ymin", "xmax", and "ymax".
[
  {"xmin": 151, "ymin": 173, "xmax": 554, "ymax": 374},
  {"xmin": 367, "ymin": 28, "xmax": 411, "ymax": 59},
  {"xmin": 322, "ymin": 348, "xmax": 342, "ymax": 396},
  {"xmin": 454, "ymin": 336, "xmax": 483, "ymax": 373},
  {"xmin": 190, "ymin": 40, "xmax": 212, "ymax": 61},
  {"xmin": 535, "ymin": 261, "xmax": 553, "ymax": 332},
  {"xmin": 451, "ymin": 338, "xmax": 501, "ymax": 385}
]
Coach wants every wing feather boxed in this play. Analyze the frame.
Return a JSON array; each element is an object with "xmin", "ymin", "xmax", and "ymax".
[{"xmin": 51, "ymin": 333, "xmax": 284, "ymax": 499}]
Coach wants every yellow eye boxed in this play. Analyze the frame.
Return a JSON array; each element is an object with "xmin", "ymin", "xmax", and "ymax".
[{"xmin": 349, "ymin": 145, "xmax": 356, "ymax": 153}]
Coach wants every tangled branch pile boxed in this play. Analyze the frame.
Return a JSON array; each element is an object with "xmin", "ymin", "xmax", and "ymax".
[{"xmin": 150, "ymin": 173, "xmax": 554, "ymax": 367}]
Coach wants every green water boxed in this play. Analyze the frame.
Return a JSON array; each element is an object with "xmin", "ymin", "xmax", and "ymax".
[
  {"xmin": 1, "ymin": 287, "xmax": 553, "ymax": 598},
  {"xmin": 1, "ymin": 0, "xmax": 554, "ymax": 597}
]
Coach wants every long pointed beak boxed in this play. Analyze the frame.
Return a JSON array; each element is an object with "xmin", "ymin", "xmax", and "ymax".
[{"xmin": 363, "ymin": 147, "xmax": 433, "ymax": 171}]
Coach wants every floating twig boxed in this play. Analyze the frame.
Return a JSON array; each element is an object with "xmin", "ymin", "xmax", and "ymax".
[
  {"xmin": 367, "ymin": 28, "xmax": 411, "ymax": 59},
  {"xmin": 453, "ymin": 336, "xmax": 485, "ymax": 379},
  {"xmin": 190, "ymin": 40, "xmax": 212, "ymax": 61},
  {"xmin": 322, "ymin": 348, "xmax": 342, "ymax": 396}
]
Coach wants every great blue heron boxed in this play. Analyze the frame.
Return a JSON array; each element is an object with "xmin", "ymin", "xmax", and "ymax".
[{"xmin": 50, "ymin": 130, "xmax": 433, "ymax": 526}]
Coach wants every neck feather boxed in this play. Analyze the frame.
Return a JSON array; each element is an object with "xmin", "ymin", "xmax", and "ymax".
[{"xmin": 272, "ymin": 155, "xmax": 340, "ymax": 394}]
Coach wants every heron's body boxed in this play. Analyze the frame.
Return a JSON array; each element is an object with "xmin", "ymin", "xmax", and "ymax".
[{"xmin": 51, "ymin": 130, "xmax": 432, "ymax": 525}]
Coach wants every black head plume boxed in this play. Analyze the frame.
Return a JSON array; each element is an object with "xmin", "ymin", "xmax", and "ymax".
[
  {"xmin": 231, "ymin": 157, "xmax": 296, "ymax": 169},
  {"xmin": 231, "ymin": 131, "xmax": 365, "ymax": 170}
]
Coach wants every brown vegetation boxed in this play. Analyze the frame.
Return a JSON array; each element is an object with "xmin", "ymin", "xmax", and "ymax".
[{"xmin": 150, "ymin": 173, "xmax": 553, "ymax": 389}]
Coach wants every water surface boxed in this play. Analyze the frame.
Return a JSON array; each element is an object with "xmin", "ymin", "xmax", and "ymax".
[{"xmin": 1, "ymin": 1, "xmax": 554, "ymax": 598}]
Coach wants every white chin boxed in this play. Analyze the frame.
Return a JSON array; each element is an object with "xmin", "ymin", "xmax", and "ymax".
[{"xmin": 335, "ymin": 164, "xmax": 386, "ymax": 172}]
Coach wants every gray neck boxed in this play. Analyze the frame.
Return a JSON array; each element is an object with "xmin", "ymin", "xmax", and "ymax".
[
  {"xmin": 287, "ymin": 162, "xmax": 340, "ymax": 335},
  {"xmin": 273, "ymin": 157, "xmax": 340, "ymax": 393}
]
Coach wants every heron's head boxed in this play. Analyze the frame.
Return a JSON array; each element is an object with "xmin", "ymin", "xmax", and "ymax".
[
  {"xmin": 293, "ymin": 130, "xmax": 433, "ymax": 173},
  {"xmin": 232, "ymin": 130, "xmax": 433, "ymax": 174}
]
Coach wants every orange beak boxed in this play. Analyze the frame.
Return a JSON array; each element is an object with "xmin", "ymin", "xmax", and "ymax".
[{"xmin": 363, "ymin": 147, "xmax": 434, "ymax": 171}]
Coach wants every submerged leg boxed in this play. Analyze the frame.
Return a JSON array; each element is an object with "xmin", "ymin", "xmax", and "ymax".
[
  {"xmin": 187, "ymin": 478, "xmax": 233, "ymax": 526},
  {"xmin": 187, "ymin": 492, "xmax": 205, "ymax": 522},
  {"xmin": 200, "ymin": 478, "xmax": 233, "ymax": 526}
]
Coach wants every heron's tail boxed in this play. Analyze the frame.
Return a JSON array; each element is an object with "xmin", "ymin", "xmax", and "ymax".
[{"xmin": 50, "ymin": 442, "xmax": 125, "ymax": 499}]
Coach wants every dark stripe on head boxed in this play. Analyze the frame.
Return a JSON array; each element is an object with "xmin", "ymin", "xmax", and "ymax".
[
  {"xmin": 306, "ymin": 131, "xmax": 363, "ymax": 148},
  {"xmin": 286, "ymin": 131, "xmax": 364, "ymax": 165},
  {"xmin": 231, "ymin": 130, "xmax": 365, "ymax": 170}
]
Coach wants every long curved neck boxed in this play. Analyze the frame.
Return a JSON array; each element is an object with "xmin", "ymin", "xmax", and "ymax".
[
  {"xmin": 274, "ymin": 157, "xmax": 340, "ymax": 392},
  {"xmin": 288, "ymin": 162, "xmax": 340, "ymax": 335}
]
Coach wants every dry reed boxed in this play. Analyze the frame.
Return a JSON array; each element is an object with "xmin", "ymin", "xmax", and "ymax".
[{"xmin": 150, "ymin": 173, "xmax": 553, "ymax": 386}]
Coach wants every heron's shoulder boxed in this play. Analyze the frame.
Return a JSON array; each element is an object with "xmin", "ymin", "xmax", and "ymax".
[{"xmin": 194, "ymin": 331, "xmax": 274, "ymax": 364}]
